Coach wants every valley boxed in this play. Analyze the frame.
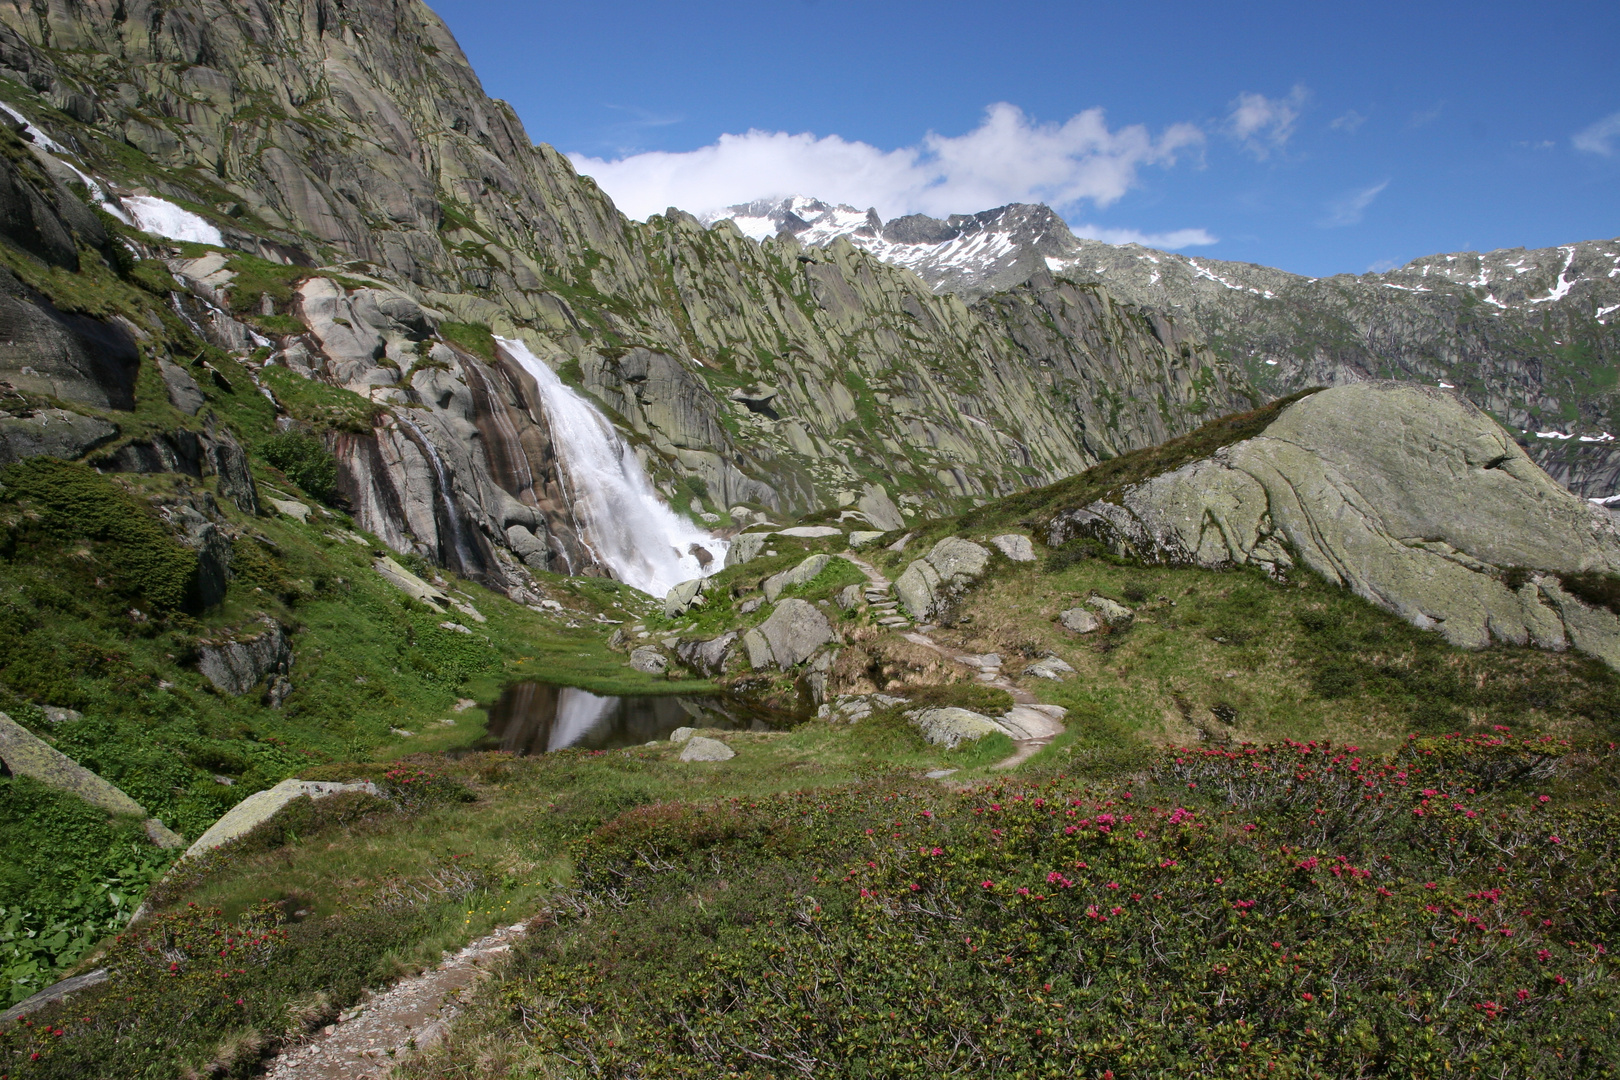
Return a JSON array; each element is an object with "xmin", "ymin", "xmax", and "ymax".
[{"xmin": 0, "ymin": 1, "xmax": 1611, "ymax": 1077}]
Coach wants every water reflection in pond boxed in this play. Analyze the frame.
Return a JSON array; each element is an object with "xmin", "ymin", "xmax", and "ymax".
[{"xmin": 477, "ymin": 682, "xmax": 772, "ymax": 754}]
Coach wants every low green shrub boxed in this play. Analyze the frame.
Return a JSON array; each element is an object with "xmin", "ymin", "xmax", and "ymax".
[
  {"xmin": 0, "ymin": 459, "xmax": 198, "ymax": 611},
  {"xmin": 424, "ymin": 733, "xmax": 1618, "ymax": 1079},
  {"xmin": 259, "ymin": 430, "xmax": 338, "ymax": 505}
]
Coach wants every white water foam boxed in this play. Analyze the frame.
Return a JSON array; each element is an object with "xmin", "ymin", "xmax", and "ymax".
[
  {"xmin": 497, "ymin": 336, "xmax": 725, "ymax": 597},
  {"xmin": 121, "ymin": 195, "xmax": 224, "ymax": 246}
]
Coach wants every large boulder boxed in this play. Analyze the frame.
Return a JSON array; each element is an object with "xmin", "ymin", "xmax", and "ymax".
[
  {"xmin": 0, "ymin": 712, "xmax": 182, "ymax": 847},
  {"xmin": 678, "ymin": 736, "xmax": 735, "ymax": 762},
  {"xmin": 907, "ymin": 707, "xmax": 1011, "ymax": 749},
  {"xmin": 763, "ymin": 553, "xmax": 830, "ymax": 601},
  {"xmin": 724, "ymin": 532, "xmax": 768, "ymax": 567},
  {"xmin": 180, "ymin": 778, "xmax": 380, "ymax": 861},
  {"xmin": 756, "ymin": 598, "xmax": 835, "ymax": 668},
  {"xmin": 675, "ymin": 632, "xmax": 737, "ymax": 676},
  {"xmin": 664, "ymin": 577, "xmax": 705, "ymax": 617},
  {"xmin": 629, "ymin": 646, "xmax": 668, "ymax": 674},
  {"xmin": 1048, "ymin": 383, "xmax": 1620, "ymax": 662},
  {"xmin": 895, "ymin": 537, "xmax": 992, "ymax": 621}
]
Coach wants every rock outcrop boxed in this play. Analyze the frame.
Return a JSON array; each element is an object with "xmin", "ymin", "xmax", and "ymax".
[
  {"xmin": 196, "ymin": 619, "xmax": 291, "ymax": 696},
  {"xmin": 747, "ymin": 598, "xmax": 836, "ymax": 670},
  {"xmin": 1048, "ymin": 382, "xmax": 1620, "ymax": 663},
  {"xmin": 0, "ymin": 712, "xmax": 182, "ymax": 847},
  {"xmin": 895, "ymin": 537, "xmax": 992, "ymax": 621}
]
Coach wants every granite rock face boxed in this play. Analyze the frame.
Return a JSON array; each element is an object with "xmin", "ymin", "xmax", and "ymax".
[
  {"xmin": 895, "ymin": 537, "xmax": 992, "ymax": 621},
  {"xmin": 196, "ymin": 619, "xmax": 291, "ymax": 696},
  {"xmin": 1049, "ymin": 383, "xmax": 1620, "ymax": 663},
  {"xmin": 755, "ymin": 598, "xmax": 836, "ymax": 669},
  {"xmin": 0, "ymin": 0, "xmax": 1255, "ymax": 602}
]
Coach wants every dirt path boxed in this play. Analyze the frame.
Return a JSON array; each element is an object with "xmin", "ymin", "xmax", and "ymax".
[
  {"xmin": 260, "ymin": 921, "xmax": 527, "ymax": 1079},
  {"xmin": 844, "ymin": 550, "xmax": 1064, "ymax": 768}
]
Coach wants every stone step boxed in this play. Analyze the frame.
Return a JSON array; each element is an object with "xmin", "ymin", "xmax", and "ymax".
[{"xmin": 877, "ymin": 616, "xmax": 912, "ymax": 627}]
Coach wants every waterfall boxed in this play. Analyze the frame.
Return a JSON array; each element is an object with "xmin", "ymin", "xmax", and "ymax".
[
  {"xmin": 397, "ymin": 415, "xmax": 480, "ymax": 576},
  {"xmin": 497, "ymin": 337, "xmax": 726, "ymax": 597}
]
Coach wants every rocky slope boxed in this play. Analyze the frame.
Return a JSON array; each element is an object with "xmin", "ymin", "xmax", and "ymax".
[
  {"xmin": 711, "ymin": 196, "xmax": 1620, "ymax": 498},
  {"xmin": 1039, "ymin": 382, "xmax": 1620, "ymax": 666},
  {"xmin": 0, "ymin": 0, "xmax": 1250, "ymax": 595}
]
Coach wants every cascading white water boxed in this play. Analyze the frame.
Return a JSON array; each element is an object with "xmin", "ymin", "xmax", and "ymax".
[{"xmin": 496, "ymin": 336, "xmax": 726, "ymax": 597}]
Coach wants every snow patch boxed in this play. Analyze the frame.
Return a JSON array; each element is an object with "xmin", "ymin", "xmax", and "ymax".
[{"xmin": 1535, "ymin": 430, "xmax": 1575, "ymax": 440}]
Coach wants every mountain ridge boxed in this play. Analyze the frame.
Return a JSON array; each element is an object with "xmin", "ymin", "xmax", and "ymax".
[{"xmin": 707, "ymin": 194, "xmax": 1620, "ymax": 497}]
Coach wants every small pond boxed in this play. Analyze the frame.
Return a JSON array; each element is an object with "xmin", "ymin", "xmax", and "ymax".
[{"xmin": 474, "ymin": 682, "xmax": 775, "ymax": 754}]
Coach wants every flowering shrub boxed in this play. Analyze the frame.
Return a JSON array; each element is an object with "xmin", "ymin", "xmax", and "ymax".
[
  {"xmin": 381, "ymin": 764, "xmax": 473, "ymax": 811},
  {"xmin": 451, "ymin": 734, "xmax": 1619, "ymax": 1079}
]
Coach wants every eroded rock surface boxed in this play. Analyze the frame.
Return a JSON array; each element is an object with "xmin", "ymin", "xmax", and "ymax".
[
  {"xmin": 755, "ymin": 598, "xmax": 835, "ymax": 669},
  {"xmin": 1049, "ymin": 383, "xmax": 1620, "ymax": 662},
  {"xmin": 895, "ymin": 537, "xmax": 992, "ymax": 621}
]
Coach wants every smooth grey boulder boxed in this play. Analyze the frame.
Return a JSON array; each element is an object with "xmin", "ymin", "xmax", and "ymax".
[
  {"xmin": 743, "ymin": 627, "xmax": 774, "ymax": 669},
  {"xmin": 629, "ymin": 646, "xmax": 668, "ymax": 674},
  {"xmin": 181, "ymin": 779, "xmax": 380, "ymax": 861},
  {"xmin": 724, "ymin": 532, "xmax": 768, "ymax": 567},
  {"xmin": 763, "ymin": 553, "xmax": 830, "ymax": 601},
  {"xmin": 757, "ymin": 598, "xmax": 835, "ymax": 668},
  {"xmin": 197, "ymin": 619, "xmax": 290, "ymax": 695},
  {"xmin": 895, "ymin": 536, "xmax": 992, "ymax": 620},
  {"xmin": 679, "ymin": 735, "xmax": 735, "ymax": 761},
  {"xmin": 505, "ymin": 524, "xmax": 550, "ymax": 568},
  {"xmin": 158, "ymin": 359, "xmax": 205, "ymax": 415},
  {"xmin": 1058, "ymin": 607, "xmax": 1100, "ymax": 633},
  {"xmin": 0, "ymin": 712, "xmax": 182, "ymax": 848},
  {"xmin": 664, "ymin": 577, "xmax": 704, "ymax": 617},
  {"xmin": 0, "ymin": 408, "xmax": 117, "ymax": 465},
  {"xmin": 1087, "ymin": 596, "xmax": 1134, "ymax": 626},
  {"xmin": 1024, "ymin": 655, "xmax": 1076, "ymax": 679},
  {"xmin": 907, "ymin": 707, "xmax": 1011, "ymax": 749},
  {"xmin": 990, "ymin": 534, "xmax": 1037, "ymax": 562},
  {"xmin": 676, "ymin": 632, "xmax": 736, "ymax": 675},
  {"xmin": 669, "ymin": 726, "xmax": 696, "ymax": 744},
  {"xmin": 836, "ymin": 583, "xmax": 864, "ymax": 610},
  {"xmin": 1047, "ymin": 382, "xmax": 1620, "ymax": 662},
  {"xmin": 849, "ymin": 531, "xmax": 886, "ymax": 548}
]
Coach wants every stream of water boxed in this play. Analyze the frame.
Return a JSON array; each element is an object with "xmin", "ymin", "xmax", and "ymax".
[{"xmin": 496, "ymin": 336, "xmax": 724, "ymax": 597}]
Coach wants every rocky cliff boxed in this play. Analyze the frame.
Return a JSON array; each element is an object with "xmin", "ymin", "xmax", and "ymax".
[
  {"xmin": 0, "ymin": 0, "xmax": 1251, "ymax": 592},
  {"xmin": 714, "ymin": 196, "xmax": 1620, "ymax": 500}
]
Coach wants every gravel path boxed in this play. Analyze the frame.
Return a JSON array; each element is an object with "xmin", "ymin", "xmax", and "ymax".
[{"xmin": 260, "ymin": 921, "xmax": 527, "ymax": 1079}]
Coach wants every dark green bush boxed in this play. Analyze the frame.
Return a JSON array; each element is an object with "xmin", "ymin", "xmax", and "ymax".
[
  {"xmin": 259, "ymin": 430, "xmax": 338, "ymax": 505},
  {"xmin": 0, "ymin": 459, "xmax": 197, "ymax": 610}
]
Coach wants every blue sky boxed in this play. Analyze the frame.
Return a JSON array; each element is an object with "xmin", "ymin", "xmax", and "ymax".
[{"xmin": 430, "ymin": 0, "xmax": 1619, "ymax": 277}]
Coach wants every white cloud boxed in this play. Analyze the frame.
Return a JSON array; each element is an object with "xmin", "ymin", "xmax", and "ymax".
[
  {"xmin": 1071, "ymin": 224, "xmax": 1217, "ymax": 248},
  {"xmin": 1329, "ymin": 110, "xmax": 1365, "ymax": 134},
  {"xmin": 567, "ymin": 102, "xmax": 1204, "ymax": 222},
  {"xmin": 1574, "ymin": 111, "xmax": 1620, "ymax": 155},
  {"xmin": 1408, "ymin": 102, "xmax": 1444, "ymax": 128},
  {"xmin": 1323, "ymin": 180, "xmax": 1389, "ymax": 227},
  {"xmin": 1227, "ymin": 85, "xmax": 1309, "ymax": 159}
]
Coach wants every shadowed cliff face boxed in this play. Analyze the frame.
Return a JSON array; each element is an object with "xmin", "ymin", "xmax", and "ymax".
[{"xmin": 0, "ymin": 0, "xmax": 1253, "ymax": 594}]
